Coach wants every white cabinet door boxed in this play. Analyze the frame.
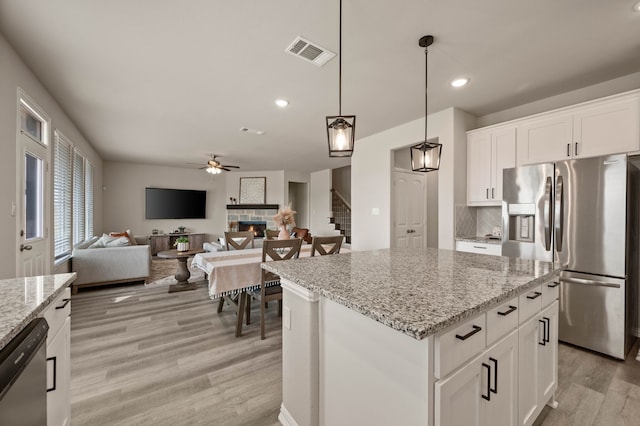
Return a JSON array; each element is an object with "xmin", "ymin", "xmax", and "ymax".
[
  {"xmin": 516, "ymin": 114, "xmax": 573, "ymax": 165},
  {"xmin": 47, "ymin": 317, "xmax": 71, "ymax": 426},
  {"xmin": 468, "ymin": 132, "xmax": 493, "ymax": 204},
  {"xmin": 435, "ymin": 355, "xmax": 486, "ymax": 426},
  {"xmin": 573, "ymin": 97, "xmax": 640, "ymax": 158},
  {"xmin": 485, "ymin": 331, "xmax": 518, "ymax": 426},
  {"xmin": 492, "ymin": 127, "xmax": 516, "ymax": 202},
  {"xmin": 538, "ymin": 301, "xmax": 558, "ymax": 405},
  {"xmin": 518, "ymin": 315, "xmax": 541, "ymax": 426}
]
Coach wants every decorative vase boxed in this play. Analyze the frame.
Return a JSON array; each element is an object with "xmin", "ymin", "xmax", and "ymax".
[
  {"xmin": 278, "ymin": 226, "xmax": 290, "ymax": 240},
  {"xmin": 177, "ymin": 242, "xmax": 189, "ymax": 251}
]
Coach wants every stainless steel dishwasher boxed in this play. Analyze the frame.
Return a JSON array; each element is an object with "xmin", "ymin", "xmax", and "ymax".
[{"xmin": 0, "ymin": 318, "xmax": 49, "ymax": 425}]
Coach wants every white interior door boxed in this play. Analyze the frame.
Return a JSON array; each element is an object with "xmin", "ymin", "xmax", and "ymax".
[
  {"xmin": 393, "ymin": 171, "xmax": 426, "ymax": 248},
  {"xmin": 16, "ymin": 94, "xmax": 50, "ymax": 277}
]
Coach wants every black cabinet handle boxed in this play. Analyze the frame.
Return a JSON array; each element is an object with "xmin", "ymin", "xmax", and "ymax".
[
  {"xmin": 567, "ymin": 143, "xmax": 571, "ymax": 157},
  {"xmin": 538, "ymin": 319, "xmax": 547, "ymax": 346},
  {"xmin": 489, "ymin": 357, "xmax": 498, "ymax": 394},
  {"xmin": 47, "ymin": 356, "xmax": 57, "ymax": 392},
  {"xmin": 497, "ymin": 305, "xmax": 517, "ymax": 316},
  {"xmin": 547, "ymin": 281, "xmax": 560, "ymax": 288},
  {"xmin": 482, "ymin": 362, "xmax": 491, "ymax": 401},
  {"xmin": 455, "ymin": 325, "xmax": 482, "ymax": 341},
  {"xmin": 543, "ymin": 317, "xmax": 550, "ymax": 343},
  {"xmin": 486, "ymin": 188, "xmax": 489, "ymax": 199},
  {"xmin": 55, "ymin": 298, "xmax": 71, "ymax": 310},
  {"xmin": 527, "ymin": 292, "xmax": 542, "ymax": 300}
]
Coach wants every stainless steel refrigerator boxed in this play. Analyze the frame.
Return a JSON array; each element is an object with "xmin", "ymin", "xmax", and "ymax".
[{"xmin": 502, "ymin": 153, "xmax": 638, "ymax": 359}]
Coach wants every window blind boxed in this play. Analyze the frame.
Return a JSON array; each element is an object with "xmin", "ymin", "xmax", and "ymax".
[
  {"xmin": 53, "ymin": 132, "xmax": 72, "ymax": 258},
  {"xmin": 73, "ymin": 149, "xmax": 86, "ymax": 244},
  {"xmin": 85, "ymin": 161, "xmax": 94, "ymax": 238}
]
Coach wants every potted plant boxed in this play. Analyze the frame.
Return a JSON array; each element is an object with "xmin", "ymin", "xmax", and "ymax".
[{"xmin": 174, "ymin": 236, "xmax": 189, "ymax": 252}]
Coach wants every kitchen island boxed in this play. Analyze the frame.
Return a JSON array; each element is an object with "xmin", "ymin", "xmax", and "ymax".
[{"xmin": 263, "ymin": 248, "xmax": 560, "ymax": 426}]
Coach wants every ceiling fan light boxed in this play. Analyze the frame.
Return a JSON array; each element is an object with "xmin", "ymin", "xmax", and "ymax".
[
  {"xmin": 326, "ymin": 115, "xmax": 356, "ymax": 157},
  {"xmin": 450, "ymin": 77, "xmax": 469, "ymax": 88},
  {"xmin": 275, "ymin": 98, "xmax": 289, "ymax": 107},
  {"xmin": 411, "ymin": 141, "xmax": 442, "ymax": 172}
]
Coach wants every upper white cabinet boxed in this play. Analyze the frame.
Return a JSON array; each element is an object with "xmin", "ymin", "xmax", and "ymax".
[
  {"xmin": 467, "ymin": 125, "xmax": 516, "ymax": 205},
  {"xmin": 516, "ymin": 92, "xmax": 640, "ymax": 166}
]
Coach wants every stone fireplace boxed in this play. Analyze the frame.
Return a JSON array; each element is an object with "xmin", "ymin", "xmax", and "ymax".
[{"xmin": 226, "ymin": 204, "xmax": 279, "ymax": 235}]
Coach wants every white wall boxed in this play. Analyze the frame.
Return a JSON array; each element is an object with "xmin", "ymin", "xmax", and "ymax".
[
  {"xmin": 288, "ymin": 182, "xmax": 309, "ymax": 228},
  {"xmin": 332, "ymin": 166, "xmax": 351, "ymax": 202},
  {"xmin": 0, "ymin": 33, "xmax": 102, "ymax": 278},
  {"xmin": 226, "ymin": 170, "xmax": 285, "ymax": 205},
  {"xmin": 310, "ymin": 170, "xmax": 337, "ymax": 236},
  {"xmin": 478, "ymin": 72, "xmax": 640, "ymax": 127},
  {"xmin": 351, "ymin": 108, "xmax": 475, "ymax": 251},
  {"xmin": 103, "ymin": 162, "xmax": 227, "ymax": 241}
]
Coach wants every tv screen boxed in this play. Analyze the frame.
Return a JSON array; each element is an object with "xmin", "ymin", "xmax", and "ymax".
[{"xmin": 145, "ymin": 188, "xmax": 207, "ymax": 219}]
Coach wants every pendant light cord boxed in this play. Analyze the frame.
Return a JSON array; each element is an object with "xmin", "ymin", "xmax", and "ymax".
[
  {"xmin": 338, "ymin": 0, "xmax": 343, "ymax": 116},
  {"xmin": 424, "ymin": 44, "xmax": 428, "ymax": 144}
]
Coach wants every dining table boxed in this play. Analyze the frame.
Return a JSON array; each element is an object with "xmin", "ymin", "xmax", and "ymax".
[{"xmin": 191, "ymin": 244, "xmax": 348, "ymax": 336}]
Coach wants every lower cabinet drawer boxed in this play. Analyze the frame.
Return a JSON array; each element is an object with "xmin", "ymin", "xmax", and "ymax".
[
  {"xmin": 41, "ymin": 287, "xmax": 71, "ymax": 338},
  {"xmin": 519, "ymin": 285, "xmax": 543, "ymax": 324},
  {"xmin": 542, "ymin": 277, "xmax": 560, "ymax": 307},
  {"xmin": 486, "ymin": 297, "xmax": 519, "ymax": 346},
  {"xmin": 435, "ymin": 313, "xmax": 486, "ymax": 379},
  {"xmin": 455, "ymin": 241, "xmax": 502, "ymax": 256}
]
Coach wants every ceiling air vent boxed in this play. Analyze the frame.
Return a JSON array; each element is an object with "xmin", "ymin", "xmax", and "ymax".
[{"xmin": 285, "ymin": 36, "xmax": 335, "ymax": 67}]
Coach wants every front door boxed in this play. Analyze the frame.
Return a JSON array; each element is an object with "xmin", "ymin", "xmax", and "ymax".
[
  {"xmin": 393, "ymin": 170, "xmax": 425, "ymax": 248},
  {"xmin": 16, "ymin": 93, "xmax": 50, "ymax": 277}
]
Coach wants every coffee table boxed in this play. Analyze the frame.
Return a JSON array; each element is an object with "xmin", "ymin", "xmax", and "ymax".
[{"xmin": 157, "ymin": 248, "xmax": 205, "ymax": 293}]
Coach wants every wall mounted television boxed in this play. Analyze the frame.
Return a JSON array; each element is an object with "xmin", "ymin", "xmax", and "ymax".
[{"xmin": 145, "ymin": 188, "xmax": 207, "ymax": 219}]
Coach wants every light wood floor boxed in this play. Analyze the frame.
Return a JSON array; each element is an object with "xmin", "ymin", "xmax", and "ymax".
[{"xmin": 71, "ymin": 281, "xmax": 640, "ymax": 425}]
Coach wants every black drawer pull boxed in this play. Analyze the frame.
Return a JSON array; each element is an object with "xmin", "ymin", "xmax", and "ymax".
[
  {"xmin": 455, "ymin": 325, "xmax": 482, "ymax": 341},
  {"xmin": 481, "ymin": 362, "xmax": 491, "ymax": 401},
  {"xmin": 497, "ymin": 305, "xmax": 517, "ymax": 316},
  {"xmin": 527, "ymin": 292, "xmax": 542, "ymax": 300},
  {"xmin": 47, "ymin": 356, "xmax": 57, "ymax": 392},
  {"xmin": 547, "ymin": 282, "xmax": 560, "ymax": 288},
  {"xmin": 56, "ymin": 298, "xmax": 71, "ymax": 309}
]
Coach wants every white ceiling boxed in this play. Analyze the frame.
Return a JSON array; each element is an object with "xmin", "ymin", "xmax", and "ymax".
[{"xmin": 1, "ymin": 0, "xmax": 639, "ymax": 172}]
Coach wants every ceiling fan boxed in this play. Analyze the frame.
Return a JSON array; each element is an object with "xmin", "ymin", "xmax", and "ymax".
[{"xmin": 191, "ymin": 155, "xmax": 240, "ymax": 174}]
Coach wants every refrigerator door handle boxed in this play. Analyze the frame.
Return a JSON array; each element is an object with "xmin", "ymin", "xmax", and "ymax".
[
  {"xmin": 543, "ymin": 176, "xmax": 553, "ymax": 251},
  {"xmin": 561, "ymin": 276, "xmax": 621, "ymax": 288},
  {"xmin": 555, "ymin": 175, "xmax": 564, "ymax": 252}
]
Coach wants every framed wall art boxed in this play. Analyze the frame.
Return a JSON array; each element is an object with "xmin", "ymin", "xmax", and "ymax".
[{"xmin": 239, "ymin": 177, "xmax": 266, "ymax": 204}]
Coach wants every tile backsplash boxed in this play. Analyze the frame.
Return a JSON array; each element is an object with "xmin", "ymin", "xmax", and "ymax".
[{"xmin": 456, "ymin": 205, "xmax": 502, "ymax": 237}]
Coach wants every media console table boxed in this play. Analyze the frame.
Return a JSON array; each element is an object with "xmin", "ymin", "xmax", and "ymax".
[{"xmin": 148, "ymin": 233, "xmax": 205, "ymax": 256}]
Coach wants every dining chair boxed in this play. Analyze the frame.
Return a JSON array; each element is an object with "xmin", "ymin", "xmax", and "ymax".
[
  {"xmin": 264, "ymin": 229, "xmax": 280, "ymax": 240},
  {"xmin": 223, "ymin": 231, "xmax": 255, "ymax": 250},
  {"xmin": 310, "ymin": 235, "xmax": 344, "ymax": 256},
  {"xmin": 246, "ymin": 238, "xmax": 302, "ymax": 339}
]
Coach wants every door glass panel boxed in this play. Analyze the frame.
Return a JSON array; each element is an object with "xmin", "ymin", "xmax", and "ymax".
[
  {"xmin": 20, "ymin": 107, "xmax": 43, "ymax": 142},
  {"xmin": 25, "ymin": 152, "xmax": 44, "ymax": 240}
]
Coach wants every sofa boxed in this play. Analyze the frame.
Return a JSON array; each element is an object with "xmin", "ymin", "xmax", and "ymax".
[{"xmin": 71, "ymin": 234, "xmax": 151, "ymax": 294}]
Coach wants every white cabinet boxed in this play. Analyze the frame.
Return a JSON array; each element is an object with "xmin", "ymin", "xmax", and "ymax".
[
  {"xmin": 455, "ymin": 240, "xmax": 502, "ymax": 257},
  {"xmin": 40, "ymin": 287, "xmax": 71, "ymax": 426},
  {"xmin": 436, "ymin": 330, "xmax": 518, "ymax": 426},
  {"xmin": 517, "ymin": 93, "xmax": 640, "ymax": 166},
  {"xmin": 467, "ymin": 126, "xmax": 516, "ymax": 205},
  {"xmin": 518, "ymin": 301, "xmax": 558, "ymax": 426}
]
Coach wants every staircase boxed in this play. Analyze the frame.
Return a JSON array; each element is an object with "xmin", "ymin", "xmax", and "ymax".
[{"xmin": 330, "ymin": 188, "xmax": 351, "ymax": 244}]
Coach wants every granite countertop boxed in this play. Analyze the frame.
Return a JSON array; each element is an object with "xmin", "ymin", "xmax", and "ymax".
[
  {"xmin": 0, "ymin": 273, "xmax": 76, "ymax": 351},
  {"xmin": 456, "ymin": 235, "xmax": 503, "ymax": 245},
  {"xmin": 263, "ymin": 248, "xmax": 558, "ymax": 340}
]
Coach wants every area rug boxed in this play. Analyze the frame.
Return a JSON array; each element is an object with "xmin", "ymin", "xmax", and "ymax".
[{"xmin": 145, "ymin": 257, "xmax": 205, "ymax": 287}]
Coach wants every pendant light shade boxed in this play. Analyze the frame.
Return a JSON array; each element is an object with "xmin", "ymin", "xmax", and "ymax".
[
  {"xmin": 327, "ymin": 115, "xmax": 356, "ymax": 157},
  {"xmin": 411, "ymin": 35, "xmax": 442, "ymax": 172},
  {"xmin": 326, "ymin": 0, "xmax": 356, "ymax": 157}
]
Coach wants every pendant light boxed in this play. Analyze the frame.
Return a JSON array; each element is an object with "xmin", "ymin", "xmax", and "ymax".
[
  {"xmin": 410, "ymin": 35, "xmax": 442, "ymax": 172},
  {"xmin": 326, "ymin": 0, "xmax": 356, "ymax": 157}
]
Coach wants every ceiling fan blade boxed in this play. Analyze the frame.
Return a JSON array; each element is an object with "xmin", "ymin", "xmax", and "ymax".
[
  {"xmin": 221, "ymin": 165, "xmax": 240, "ymax": 168},
  {"xmin": 220, "ymin": 167, "xmax": 232, "ymax": 172}
]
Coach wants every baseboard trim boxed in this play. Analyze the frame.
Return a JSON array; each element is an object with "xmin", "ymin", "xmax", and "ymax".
[{"xmin": 278, "ymin": 404, "xmax": 298, "ymax": 426}]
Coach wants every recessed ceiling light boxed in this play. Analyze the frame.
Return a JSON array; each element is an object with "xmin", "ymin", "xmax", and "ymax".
[
  {"xmin": 275, "ymin": 99, "xmax": 289, "ymax": 107},
  {"xmin": 240, "ymin": 127, "xmax": 265, "ymax": 135},
  {"xmin": 450, "ymin": 78, "xmax": 469, "ymax": 88}
]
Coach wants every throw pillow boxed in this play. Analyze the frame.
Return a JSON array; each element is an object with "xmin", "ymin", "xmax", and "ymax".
[
  {"xmin": 110, "ymin": 230, "xmax": 137, "ymax": 246},
  {"xmin": 88, "ymin": 238, "xmax": 105, "ymax": 249},
  {"xmin": 105, "ymin": 236, "xmax": 130, "ymax": 247}
]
